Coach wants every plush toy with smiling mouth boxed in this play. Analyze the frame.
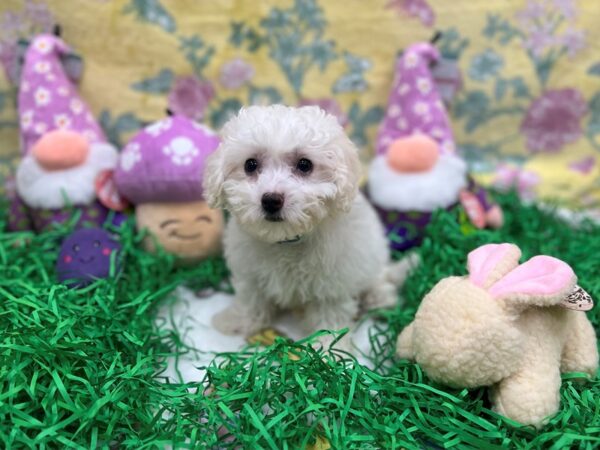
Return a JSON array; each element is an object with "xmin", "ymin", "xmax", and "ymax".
[
  {"xmin": 114, "ymin": 114, "xmax": 223, "ymax": 263},
  {"xmin": 56, "ymin": 227, "xmax": 122, "ymax": 287}
]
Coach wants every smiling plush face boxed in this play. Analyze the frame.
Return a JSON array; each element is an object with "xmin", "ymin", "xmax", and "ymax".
[
  {"xmin": 56, "ymin": 228, "xmax": 121, "ymax": 287},
  {"xmin": 135, "ymin": 200, "xmax": 223, "ymax": 262}
]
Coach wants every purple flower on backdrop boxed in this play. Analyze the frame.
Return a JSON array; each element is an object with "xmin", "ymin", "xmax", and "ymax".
[
  {"xmin": 167, "ymin": 75, "xmax": 215, "ymax": 121},
  {"xmin": 552, "ymin": 0, "xmax": 577, "ymax": 20},
  {"xmin": 515, "ymin": 0, "xmax": 585, "ymax": 60},
  {"xmin": 0, "ymin": 0, "xmax": 53, "ymax": 84},
  {"xmin": 298, "ymin": 98, "xmax": 348, "ymax": 128},
  {"xmin": 219, "ymin": 58, "xmax": 255, "ymax": 90},
  {"xmin": 520, "ymin": 89, "xmax": 587, "ymax": 153},
  {"xmin": 23, "ymin": 0, "xmax": 54, "ymax": 28},
  {"xmin": 560, "ymin": 27, "xmax": 586, "ymax": 57},
  {"xmin": 1, "ymin": 12, "xmax": 21, "ymax": 43},
  {"xmin": 385, "ymin": 0, "xmax": 435, "ymax": 27},
  {"xmin": 4, "ymin": 175, "xmax": 17, "ymax": 197},
  {"xmin": 569, "ymin": 156, "xmax": 596, "ymax": 174},
  {"xmin": 0, "ymin": 44, "xmax": 18, "ymax": 84},
  {"xmin": 493, "ymin": 165, "xmax": 540, "ymax": 201},
  {"xmin": 523, "ymin": 29, "xmax": 556, "ymax": 59},
  {"xmin": 516, "ymin": 1, "xmax": 545, "ymax": 20}
]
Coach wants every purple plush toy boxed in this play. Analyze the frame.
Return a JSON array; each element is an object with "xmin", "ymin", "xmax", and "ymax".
[
  {"xmin": 7, "ymin": 33, "xmax": 123, "ymax": 233},
  {"xmin": 56, "ymin": 228, "xmax": 122, "ymax": 287},
  {"xmin": 368, "ymin": 42, "xmax": 503, "ymax": 251},
  {"xmin": 114, "ymin": 115, "xmax": 223, "ymax": 263}
]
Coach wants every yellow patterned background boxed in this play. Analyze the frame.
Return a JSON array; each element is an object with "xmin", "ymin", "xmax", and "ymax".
[{"xmin": 1, "ymin": 0, "xmax": 599, "ymax": 211}]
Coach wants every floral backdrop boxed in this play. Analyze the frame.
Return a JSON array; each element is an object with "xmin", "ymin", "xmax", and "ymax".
[{"xmin": 0, "ymin": 0, "xmax": 599, "ymax": 210}]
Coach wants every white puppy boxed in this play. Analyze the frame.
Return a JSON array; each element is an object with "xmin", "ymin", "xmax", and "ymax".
[{"xmin": 203, "ymin": 105, "xmax": 414, "ymax": 343}]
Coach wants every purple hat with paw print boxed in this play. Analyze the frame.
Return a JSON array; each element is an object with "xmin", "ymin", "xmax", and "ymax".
[
  {"xmin": 376, "ymin": 42, "xmax": 455, "ymax": 156},
  {"xmin": 114, "ymin": 115, "xmax": 220, "ymax": 204}
]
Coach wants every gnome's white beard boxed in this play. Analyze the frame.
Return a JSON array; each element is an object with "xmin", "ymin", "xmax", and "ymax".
[
  {"xmin": 368, "ymin": 153, "xmax": 468, "ymax": 212},
  {"xmin": 16, "ymin": 143, "xmax": 119, "ymax": 210}
]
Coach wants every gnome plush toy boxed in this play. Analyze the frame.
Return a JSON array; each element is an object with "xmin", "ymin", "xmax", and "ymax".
[
  {"xmin": 7, "ymin": 33, "xmax": 122, "ymax": 233},
  {"xmin": 114, "ymin": 114, "xmax": 223, "ymax": 263},
  {"xmin": 368, "ymin": 42, "xmax": 503, "ymax": 251}
]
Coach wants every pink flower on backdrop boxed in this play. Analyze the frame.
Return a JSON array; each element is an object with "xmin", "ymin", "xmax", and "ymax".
[
  {"xmin": 520, "ymin": 89, "xmax": 587, "ymax": 153},
  {"xmin": 493, "ymin": 164, "xmax": 540, "ymax": 201},
  {"xmin": 219, "ymin": 58, "xmax": 255, "ymax": 90},
  {"xmin": 568, "ymin": 156, "xmax": 596, "ymax": 174},
  {"xmin": 298, "ymin": 98, "xmax": 348, "ymax": 128},
  {"xmin": 385, "ymin": 0, "xmax": 435, "ymax": 27},
  {"xmin": 167, "ymin": 75, "xmax": 215, "ymax": 121}
]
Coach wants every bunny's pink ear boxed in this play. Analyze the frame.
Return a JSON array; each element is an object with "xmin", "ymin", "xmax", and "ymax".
[
  {"xmin": 468, "ymin": 243, "xmax": 521, "ymax": 289},
  {"xmin": 489, "ymin": 255, "xmax": 576, "ymax": 307}
]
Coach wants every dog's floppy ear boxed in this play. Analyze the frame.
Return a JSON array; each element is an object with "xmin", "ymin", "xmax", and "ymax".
[
  {"xmin": 331, "ymin": 135, "xmax": 361, "ymax": 213},
  {"xmin": 202, "ymin": 145, "xmax": 226, "ymax": 209}
]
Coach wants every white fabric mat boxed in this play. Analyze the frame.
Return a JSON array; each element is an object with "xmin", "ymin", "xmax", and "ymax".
[{"xmin": 157, "ymin": 286, "xmax": 380, "ymax": 383}]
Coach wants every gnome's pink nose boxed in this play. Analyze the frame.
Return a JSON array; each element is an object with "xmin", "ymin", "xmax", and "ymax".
[
  {"xmin": 387, "ymin": 134, "xmax": 439, "ymax": 173},
  {"xmin": 32, "ymin": 130, "xmax": 90, "ymax": 171}
]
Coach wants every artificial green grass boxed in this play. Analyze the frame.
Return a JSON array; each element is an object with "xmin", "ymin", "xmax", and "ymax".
[{"xmin": 1, "ymin": 193, "xmax": 599, "ymax": 449}]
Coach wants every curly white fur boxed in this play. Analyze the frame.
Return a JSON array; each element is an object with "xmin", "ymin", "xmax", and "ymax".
[
  {"xmin": 16, "ymin": 142, "xmax": 119, "ymax": 209},
  {"xmin": 203, "ymin": 105, "xmax": 415, "ymax": 344}
]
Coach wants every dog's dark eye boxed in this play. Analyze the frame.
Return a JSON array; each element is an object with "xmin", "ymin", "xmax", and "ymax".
[
  {"xmin": 244, "ymin": 158, "xmax": 259, "ymax": 174},
  {"xmin": 296, "ymin": 158, "xmax": 313, "ymax": 174}
]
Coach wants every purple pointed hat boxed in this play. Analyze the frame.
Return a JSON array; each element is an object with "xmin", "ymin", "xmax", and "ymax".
[
  {"xmin": 114, "ymin": 115, "xmax": 220, "ymax": 204},
  {"xmin": 18, "ymin": 34, "xmax": 107, "ymax": 155},
  {"xmin": 375, "ymin": 42, "xmax": 455, "ymax": 156}
]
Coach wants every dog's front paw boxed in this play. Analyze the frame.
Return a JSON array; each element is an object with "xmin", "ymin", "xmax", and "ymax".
[
  {"xmin": 312, "ymin": 332, "xmax": 354, "ymax": 354},
  {"xmin": 212, "ymin": 305, "xmax": 267, "ymax": 336},
  {"xmin": 362, "ymin": 281, "xmax": 398, "ymax": 311}
]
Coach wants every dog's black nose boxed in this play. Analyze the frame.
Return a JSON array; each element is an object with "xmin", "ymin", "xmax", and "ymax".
[{"xmin": 261, "ymin": 193, "xmax": 284, "ymax": 214}]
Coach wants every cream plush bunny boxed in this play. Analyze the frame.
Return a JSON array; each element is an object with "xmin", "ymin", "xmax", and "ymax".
[{"xmin": 397, "ymin": 243, "xmax": 598, "ymax": 427}]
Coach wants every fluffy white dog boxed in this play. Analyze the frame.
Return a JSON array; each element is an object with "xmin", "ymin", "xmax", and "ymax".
[{"xmin": 203, "ymin": 105, "xmax": 415, "ymax": 343}]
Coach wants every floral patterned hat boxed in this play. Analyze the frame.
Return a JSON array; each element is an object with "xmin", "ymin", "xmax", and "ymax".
[
  {"xmin": 375, "ymin": 42, "xmax": 455, "ymax": 156},
  {"xmin": 114, "ymin": 115, "xmax": 220, "ymax": 204},
  {"xmin": 18, "ymin": 34, "xmax": 107, "ymax": 155}
]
